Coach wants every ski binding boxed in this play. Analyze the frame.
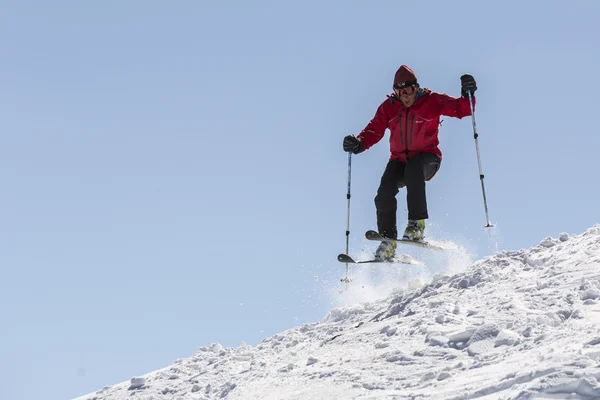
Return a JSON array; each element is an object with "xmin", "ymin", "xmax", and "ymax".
[
  {"xmin": 365, "ymin": 230, "xmax": 447, "ymax": 250},
  {"xmin": 337, "ymin": 253, "xmax": 422, "ymax": 265}
]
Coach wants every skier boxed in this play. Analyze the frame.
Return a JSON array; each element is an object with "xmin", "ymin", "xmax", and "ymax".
[{"xmin": 342, "ymin": 65, "xmax": 477, "ymax": 261}]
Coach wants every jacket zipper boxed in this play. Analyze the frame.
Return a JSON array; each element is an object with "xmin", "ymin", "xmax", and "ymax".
[
  {"xmin": 404, "ymin": 108, "xmax": 410, "ymax": 160},
  {"xmin": 410, "ymin": 114, "xmax": 415, "ymax": 145}
]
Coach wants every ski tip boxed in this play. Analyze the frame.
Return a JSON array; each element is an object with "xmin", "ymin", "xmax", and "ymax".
[
  {"xmin": 337, "ymin": 253, "xmax": 355, "ymax": 263},
  {"xmin": 365, "ymin": 230, "xmax": 381, "ymax": 240}
]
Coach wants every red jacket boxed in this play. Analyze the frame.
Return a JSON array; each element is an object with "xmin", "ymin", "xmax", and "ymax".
[{"xmin": 357, "ymin": 88, "xmax": 474, "ymax": 162}]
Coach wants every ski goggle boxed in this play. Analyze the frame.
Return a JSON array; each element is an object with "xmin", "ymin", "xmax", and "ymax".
[
  {"xmin": 394, "ymin": 84, "xmax": 416, "ymax": 96},
  {"xmin": 394, "ymin": 80, "xmax": 417, "ymax": 89}
]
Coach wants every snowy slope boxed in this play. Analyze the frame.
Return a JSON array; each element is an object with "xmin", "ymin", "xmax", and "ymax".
[{"xmin": 76, "ymin": 225, "xmax": 600, "ymax": 400}]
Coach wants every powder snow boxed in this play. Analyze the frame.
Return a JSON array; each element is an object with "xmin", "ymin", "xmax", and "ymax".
[{"xmin": 76, "ymin": 225, "xmax": 600, "ymax": 400}]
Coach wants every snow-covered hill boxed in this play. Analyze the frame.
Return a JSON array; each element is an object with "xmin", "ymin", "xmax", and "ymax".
[{"xmin": 77, "ymin": 225, "xmax": 600, "ymax": 400}]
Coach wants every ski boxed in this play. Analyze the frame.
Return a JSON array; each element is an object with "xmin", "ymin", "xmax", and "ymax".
[
  {"xmin": 337, "ymin": 253, "xmax": 422, "ymax": 265},
  {"xmin": 365, "ymin": 230, "xmax": 447, "ymax": 251}
]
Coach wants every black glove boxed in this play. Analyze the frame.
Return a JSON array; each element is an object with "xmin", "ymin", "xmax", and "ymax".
[
  {"xmin": 461, "ymin": 74, "xmax": 477, "ymax": 97},
  {"xmin": 343, "ymin": 135, "xmax": 365, "ymax": 154}
]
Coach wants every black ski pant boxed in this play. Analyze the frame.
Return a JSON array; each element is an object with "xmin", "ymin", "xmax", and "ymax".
[{"xmin": 374, "ymin": 152, "xmax": 440, "ymax": 239}]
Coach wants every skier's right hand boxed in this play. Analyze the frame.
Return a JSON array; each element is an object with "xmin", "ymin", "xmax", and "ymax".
[{"xmin": 343, "ymin": 135, "xmax": 365, "ymax": 154}]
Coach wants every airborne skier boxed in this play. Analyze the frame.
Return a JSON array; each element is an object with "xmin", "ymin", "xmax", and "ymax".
[{"xmin": 342, "ymin": 65, "xmax": 477, "ymax": 261}]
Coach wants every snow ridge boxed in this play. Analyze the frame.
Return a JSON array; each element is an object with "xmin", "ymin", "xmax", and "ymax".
[{"xmin": 76, "ymin": 225, "xmax": 600, "ymax": 400}]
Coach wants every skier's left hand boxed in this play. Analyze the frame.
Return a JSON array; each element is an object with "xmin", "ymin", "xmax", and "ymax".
[{"xmin": 461, "ymin": 74, "xmax": 477, "ymax": 97}]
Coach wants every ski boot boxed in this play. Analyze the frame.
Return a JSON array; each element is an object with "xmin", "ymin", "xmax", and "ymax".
[
  {"xmin": 374, "ymin": 240, "xmax": 397, "ymax": 262},
  {"xmin": 402, "ymin": 219, "xmax": 425, "ymax": 241}
]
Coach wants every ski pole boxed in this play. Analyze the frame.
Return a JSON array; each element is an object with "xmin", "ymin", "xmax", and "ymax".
[
  {"xmin": 467, "ymin": 91, "xmax": 494, "ymax": 229},
  {"xmin": 343, "ymin": 152, "xmax": 352, "ymax": 284}
]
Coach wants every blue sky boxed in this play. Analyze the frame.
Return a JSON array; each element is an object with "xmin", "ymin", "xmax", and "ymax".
[{"xmin": 2, "ymin": 2, "xmax": 599, "ymax": 399}]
